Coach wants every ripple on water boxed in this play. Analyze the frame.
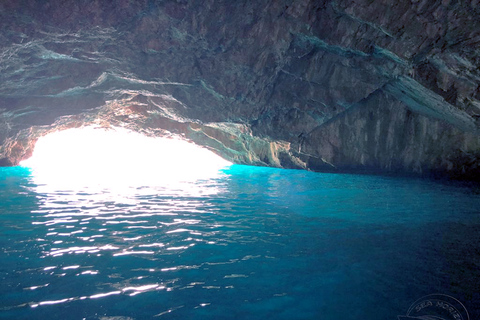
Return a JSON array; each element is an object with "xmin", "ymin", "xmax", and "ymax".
[
  {"xmin": 1, "ymin": 165, "xmax": 480, "ymax": 319},
  {"xmin": 11, "ymin": 175, "xmax": 251, "ymax": 314}
]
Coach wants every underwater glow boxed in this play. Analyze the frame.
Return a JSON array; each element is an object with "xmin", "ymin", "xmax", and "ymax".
[{"xmin": 20, "ymin": 126, "xmax": 231, "ymax": 189}]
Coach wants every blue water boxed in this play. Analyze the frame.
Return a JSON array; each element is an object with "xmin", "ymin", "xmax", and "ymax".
[{"xmin": 1, "ymin": 165, "xmax": 480, "ymax": 319}]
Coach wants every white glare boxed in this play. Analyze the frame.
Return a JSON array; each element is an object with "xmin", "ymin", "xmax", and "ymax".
[{"xmin": 20, "ymin": 126, "xmax": 231, "ymax": 189}]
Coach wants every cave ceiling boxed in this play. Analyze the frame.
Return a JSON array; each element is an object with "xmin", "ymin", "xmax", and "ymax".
[{"xmin": 1, "ymin": 0, "xmax": 480, "ymax": 178}]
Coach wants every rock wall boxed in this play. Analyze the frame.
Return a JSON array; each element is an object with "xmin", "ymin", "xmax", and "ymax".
[
  {"xmin": 1, "ymin": 0, "xmax": 479, "ymax": 179},
  {"xmin": 299, "ymin": 90, "xmax": 480, "ymax": 179}
]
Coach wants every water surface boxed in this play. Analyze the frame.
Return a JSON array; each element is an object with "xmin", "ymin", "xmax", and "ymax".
[{"xmin": 1, "ymin": 165, "xmax": 479, "ymax": 319}]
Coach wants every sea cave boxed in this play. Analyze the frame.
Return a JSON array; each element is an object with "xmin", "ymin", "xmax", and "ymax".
[{"xmin": 1, "ymin": 0, "xmax": 479, "ymax": 319}]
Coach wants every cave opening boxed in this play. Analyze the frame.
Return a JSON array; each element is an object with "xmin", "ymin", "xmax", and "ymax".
[{"xmin": 19, "ymin": 125, "xmax": 232, "ymax": 189}]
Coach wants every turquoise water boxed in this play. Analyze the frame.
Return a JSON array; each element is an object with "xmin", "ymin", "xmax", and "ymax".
[{"xmin": 1, "ymin": 165, "xmax": 480, "ymax": 319}]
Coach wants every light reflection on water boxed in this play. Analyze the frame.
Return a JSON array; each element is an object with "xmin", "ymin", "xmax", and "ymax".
[
  {"xmin": 1, "ymin": 165, "xmax": 480, "ymax": 319},
  {"xmin": 30, "ymin": 177, "xmax": 231, "ymax": 262}
]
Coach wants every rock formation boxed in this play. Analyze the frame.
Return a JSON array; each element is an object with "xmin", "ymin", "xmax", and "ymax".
[{"xmin": 1, "ymin": 0, "xmax": 479, "ymax": 179}]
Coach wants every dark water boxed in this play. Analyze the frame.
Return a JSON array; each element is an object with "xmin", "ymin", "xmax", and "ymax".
[{"xmin": 1, "ymin": 165, "xmax": 480, "ymax": 319}]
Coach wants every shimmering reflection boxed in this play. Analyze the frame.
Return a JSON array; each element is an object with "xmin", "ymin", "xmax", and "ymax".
[
  {"xmin": 15, "ymin": 165, "xmax": 248, "ymax": 315},
  {"xmin": 30, "ymin": 180, "xmax": 227, "ymax": 259},
  {"xmin": 1, "ymin": 165, "xmax": 480, "ymax": 319}
]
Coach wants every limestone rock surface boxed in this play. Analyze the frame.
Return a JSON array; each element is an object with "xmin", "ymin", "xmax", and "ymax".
[{"xmin": 1, "ymin": 0, "xmax": 479, "ymax": 179}]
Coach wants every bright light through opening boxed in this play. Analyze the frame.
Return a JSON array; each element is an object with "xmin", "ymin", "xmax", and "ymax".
[{"xmin": 20, "ymin": 126, "xmax": 232, "ymax": 189}]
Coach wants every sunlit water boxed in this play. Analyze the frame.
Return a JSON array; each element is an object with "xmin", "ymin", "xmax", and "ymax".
[{"xmin": 1, "ymin": 165, "xmax": 480, "ymax": 319}]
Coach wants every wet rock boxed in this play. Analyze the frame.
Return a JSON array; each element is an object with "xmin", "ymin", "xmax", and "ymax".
[
  {"xmin": 0, "ymin": 0, "xmax": 479, "ymax": 180},
  {"xmin": 299, "ymin": 90, "xmax": 480, "ymax": 177}
]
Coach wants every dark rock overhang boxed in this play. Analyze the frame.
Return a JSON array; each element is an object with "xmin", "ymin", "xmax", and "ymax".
[{"xmin": 1, "ymin": 0, "xmax": 480, "ymax": 180}]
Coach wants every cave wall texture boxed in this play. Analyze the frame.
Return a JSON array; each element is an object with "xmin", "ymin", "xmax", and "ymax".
[{"xmin": 1, "ymin": 0, "xmax": 480, "ymax": 179}]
